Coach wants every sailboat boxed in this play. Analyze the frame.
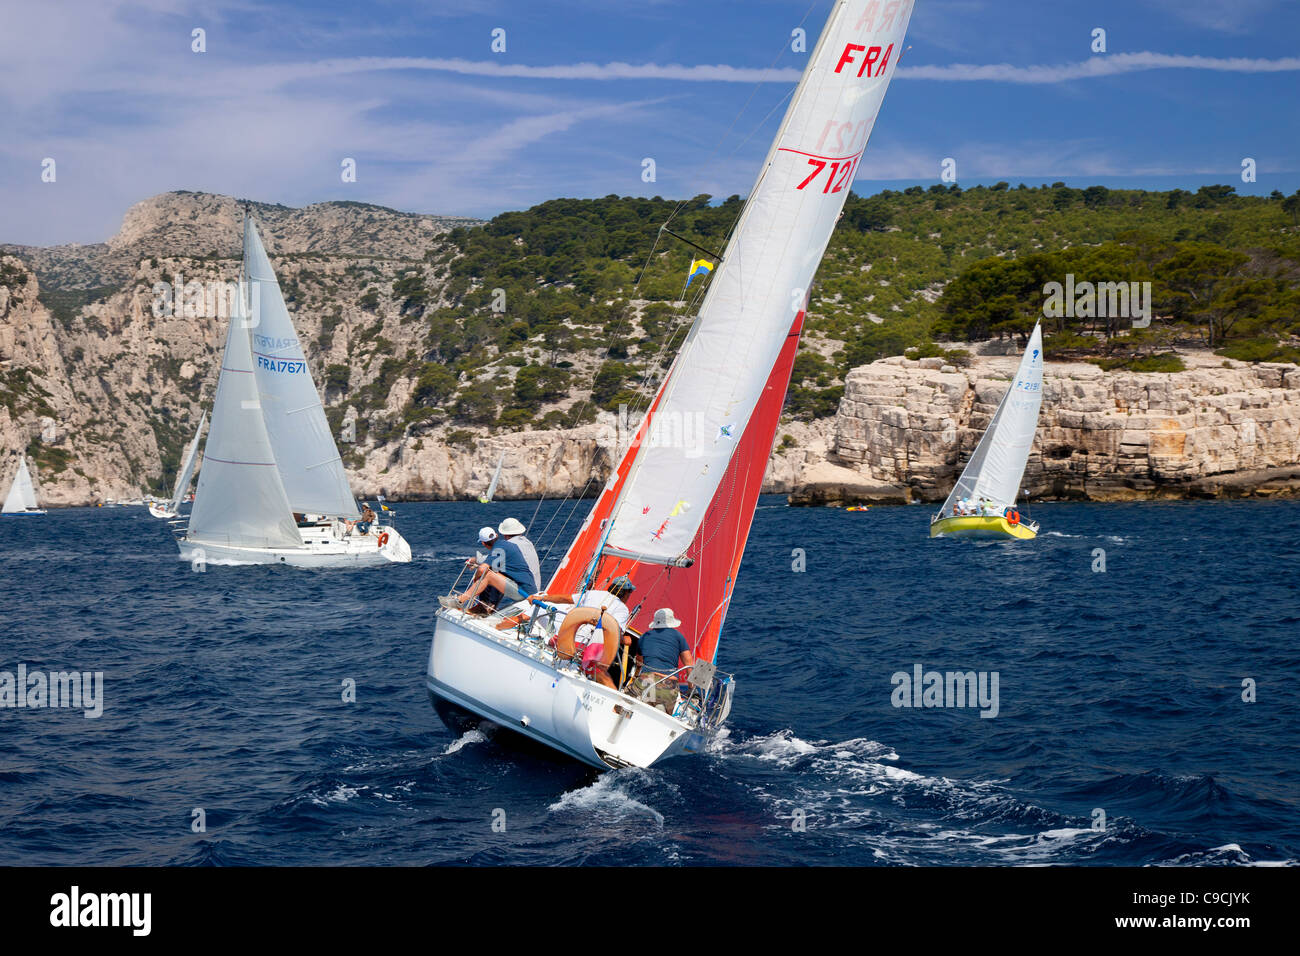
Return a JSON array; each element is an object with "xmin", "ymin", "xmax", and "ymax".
[
  {"xmin": 930, "ymin": 322, "xmax": 1044, "ymax": 540},
  {"xmin": 176, "ymin": 216, "xmax": 412, "ymax": 567},
  {"xmin": 2, "ymin": 456, "xmax": 46, "ymax": 516},
  {"xmin": 425, "ymin": 0, "xmax": 915, "ymax": 769},
  {"xmin": 149, "ymin": 412, "xmax": 206, "ymax": 518},
  {"xmin": 478, "ymin": 451, "xmax": 504, "ymax": 503}
]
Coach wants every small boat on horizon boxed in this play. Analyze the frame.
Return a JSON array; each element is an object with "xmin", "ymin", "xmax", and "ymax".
[
  {"xmin": 2, "ymin": 455, "xmax": 46, "ymax": 516},
  {"xmin": 930, "ymin": 322, "xmax": 1044, "ymax": 540},
  {"xmin": 149, "ymin": 411, "xmax": 206, "ymax": 519},
  {"xmin": 478, "ymin": 451, "xmax": 504, "ymax": 504}
]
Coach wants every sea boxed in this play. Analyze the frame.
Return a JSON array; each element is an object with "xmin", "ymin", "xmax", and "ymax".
[{"xmin": 1, "ymin": 497, "xmax": 1296, "ymax": 866}]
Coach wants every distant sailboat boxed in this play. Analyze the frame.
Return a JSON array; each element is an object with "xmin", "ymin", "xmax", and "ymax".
[
  {"xmin": 478, "ymin": 451, "xmax": 504, "ymax": 504},
  {"xmin": 930, "ymin": 323, "xmax": 1044, "ymax": 540},
  {"xmin": 176, "ymin": 215, "xmax": 412, "ymax": 566},
  {"xmin": 2, "ymin": 456, "xmax": 46, "ymax": 516},
  {"xmin": 426, "ymin": 0, "xmax": 915, "ymax": 769},
  {"xmin": 149, "ymin": 411, "xmax": 206, "ymax": 518}
]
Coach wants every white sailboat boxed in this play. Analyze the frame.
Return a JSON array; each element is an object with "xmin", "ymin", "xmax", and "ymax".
[
  {"xmin": 426, "ymin": 0, "xmax": 915, "ymax": 769},
  {"xmin": 2, "ymin": 456, "xmax": 46, "ymax": 516},
  {"xmin": 177, "ymin": 216, "xmax": 412, "ymax": 567},
  {"xmin": 930, "ymin": 322, "xmax": 1044, "ymax": 539},
  {"xmin": 478, "ymin": 451, "xmax": 504, "ymax": 504},
  {"xmin": 149, "ymin": 412, "xmax": 206, "ymax": 518}
]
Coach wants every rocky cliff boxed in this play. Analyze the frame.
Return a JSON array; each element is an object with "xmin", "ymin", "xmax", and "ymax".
[
  {"xmin": 4, "ymin": 190, "xmax": 1300, "ymax": 508},
  {"xmin": 788, "ymin": 350, "xmax": 1300, "ymax": 505}
]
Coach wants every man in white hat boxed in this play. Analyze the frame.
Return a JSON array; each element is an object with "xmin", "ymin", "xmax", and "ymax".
[
  {"xmin": 498, "ymin": 517, "xmax": 540, "ymax": 593},
  {"xmin": 447, "ymin": 521, "xmax": 538, "ymax": 612},
  {"xmin": 629, "ymin": 608, "xmax": 694, "ymax": 713}
]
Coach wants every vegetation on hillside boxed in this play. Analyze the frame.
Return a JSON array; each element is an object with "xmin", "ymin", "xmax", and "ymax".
[{"xmin": 397, "ymin": 184, "xmax": 1299, "ymax": 428}]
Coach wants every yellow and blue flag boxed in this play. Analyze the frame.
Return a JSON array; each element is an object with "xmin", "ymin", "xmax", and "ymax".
[{"xmin": 685, "ymin": 259, "xmax": 713, "ymax": 288}]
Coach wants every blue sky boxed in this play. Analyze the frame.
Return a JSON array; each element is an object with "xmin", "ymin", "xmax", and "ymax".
[{"xmin": 2, "ymin": 0, "xmax": 1298, "ymax": 246}]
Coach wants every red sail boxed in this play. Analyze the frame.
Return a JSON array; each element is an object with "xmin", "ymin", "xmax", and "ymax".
[{"xmin": 559, "ymin": 312, "xmax": 805, "ymax": 664}]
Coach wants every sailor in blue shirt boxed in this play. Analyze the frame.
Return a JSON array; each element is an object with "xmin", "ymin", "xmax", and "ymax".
[
  {"xmin": 444, "ymin": 516, "xmax": 541, "ymax": 612},
  {"xmin": 630, "ymin": 608, "xmax": 695, "ymax": 713}
]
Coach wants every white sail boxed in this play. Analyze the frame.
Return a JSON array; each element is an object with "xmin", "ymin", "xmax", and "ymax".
[
  {"xmin": 483, "ymin": 451, "xmax": 504, "ymax": 503},
  {"xmin": 244, "ymin": 218, "xmax": 359, "ymax": 518},
  {"xmin": 187, "ymin": 288, "xmax": 302, "ymax": 550},
  {"xmin": 3, "ymin": 457, "xmax": 38, "ymax": 512},
  {"xmin": 168, "ymin": 411, "xmax": 207, "ymax": 514},
  {"xmin": 941, "ymin": 323, "xmax": 1044, "ymax": 515},
  {"xmin": 606, "ymin": 0, "xmax": 915, "ymax": 560}
]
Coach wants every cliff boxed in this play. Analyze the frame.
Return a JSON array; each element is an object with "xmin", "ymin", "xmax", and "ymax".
[{"xmin": 788, "ymin": 349, "xmax": 1300, "ymax": 505}]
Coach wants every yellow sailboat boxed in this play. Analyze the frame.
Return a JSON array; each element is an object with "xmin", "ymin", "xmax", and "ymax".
[{"xmin": 930, "ymin": 323, "xmax": 1044, "ymax": 540}]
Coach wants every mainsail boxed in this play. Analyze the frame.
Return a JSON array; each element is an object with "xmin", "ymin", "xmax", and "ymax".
[
  {"xmin": 168, "ymin": 411, "xmax": 207, "ymax": 514},
  {"xmin": 2, "ymin": 457, "xmax": 38, "ymax": 512},
  {"xmin": 940, "ymin": 322, "xmax": 1044, "ymax": 516},
  {"xmin": 244, "ymin": 219, "xmax": 359, "ymax": 519},
  {"xmin": 187, "ymin": 283, "xmax": 302, "ymax": 550},
  {"xmin": 550, "ymin": 0, "xmax": 915, "ymax": 663}
]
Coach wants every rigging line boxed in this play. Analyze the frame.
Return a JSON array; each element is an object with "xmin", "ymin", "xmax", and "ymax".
[{"xmin": 661, "ymin": 227, "xmax": 725, "ymax": 264}]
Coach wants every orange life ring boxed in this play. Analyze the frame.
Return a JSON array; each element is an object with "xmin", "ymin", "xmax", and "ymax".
[
  {"xmin": 1006, "ymin": 510, "xmax": 1020, "ymax": 526},
  {"xmin": 377, "ymin": 532, "xmax": 390, "ymax": 548}
]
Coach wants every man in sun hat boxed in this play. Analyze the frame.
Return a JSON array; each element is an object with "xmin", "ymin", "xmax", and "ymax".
[
  {"xmin": 445, "ymin": 520, "xmax": 538, "ymax": 613},
  {"xmin": 629, "ymin": 607, "xmax": 695, "ymax": 713},
  {"xmin": 498, "ymin": 516, "xmax": 540, "ymax": 593}
]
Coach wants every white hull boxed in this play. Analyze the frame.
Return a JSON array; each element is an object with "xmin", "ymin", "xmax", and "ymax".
[
  {"xmin": 178, "ymin": 523, "xmax": 412, "ymax": 567},
  {"xmin": 148, "ymin": 503, "xmax": 178, "ymax": 519},
  {"xmin": 426, "ymin": 608, "xmax": 717, "ymax": 770},
  {"xmin": 2, "ymin": 510, "xmax": 46, "ymax": 517}
]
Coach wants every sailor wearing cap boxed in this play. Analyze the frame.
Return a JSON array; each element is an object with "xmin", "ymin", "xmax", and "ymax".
[{"xmin": 446, "ymin": 517, "xmax": 540, "ymax": 612}]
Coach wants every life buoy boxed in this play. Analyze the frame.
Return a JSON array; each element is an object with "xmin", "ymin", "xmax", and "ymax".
[
  {"xmin": 1006, "ymin": 510, "xmax": 1020, "ymax": 526},
  {"xmin": 377, "ymin": 532, "xmax": 390, "ymax": 548}
]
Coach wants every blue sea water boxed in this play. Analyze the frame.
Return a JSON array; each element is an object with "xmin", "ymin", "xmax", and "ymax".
[{"xmin": 0, "ymin": 497, "xmax": 1296, "ymax": 866}]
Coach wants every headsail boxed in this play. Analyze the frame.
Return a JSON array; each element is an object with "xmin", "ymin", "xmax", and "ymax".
[
  {"xmin": 940, "ymin": 322, "xmax": 1044, "ymax": 515},
  {"xmin": 187, "ymin": 287, "xmax": 302, "ymax": 550},
  {"xmin": 604, "ymin": 0, "xmax": 915, "ymax": 562},
  {"xmin": 3, "ymin": 457, "xmax": 38, "ymax": 512},
  {"xmin": 168, "ymin": 411, "xmax": 207, "ymax": 514},
  {"xmin": 244, "ymin": 218, "xmax": 359, "ymax": 519}
]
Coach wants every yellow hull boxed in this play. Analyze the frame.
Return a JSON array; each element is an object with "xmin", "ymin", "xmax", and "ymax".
[{"xmin": 929, "ymin": 515, "xmax": 1037, "ymax": 540}]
